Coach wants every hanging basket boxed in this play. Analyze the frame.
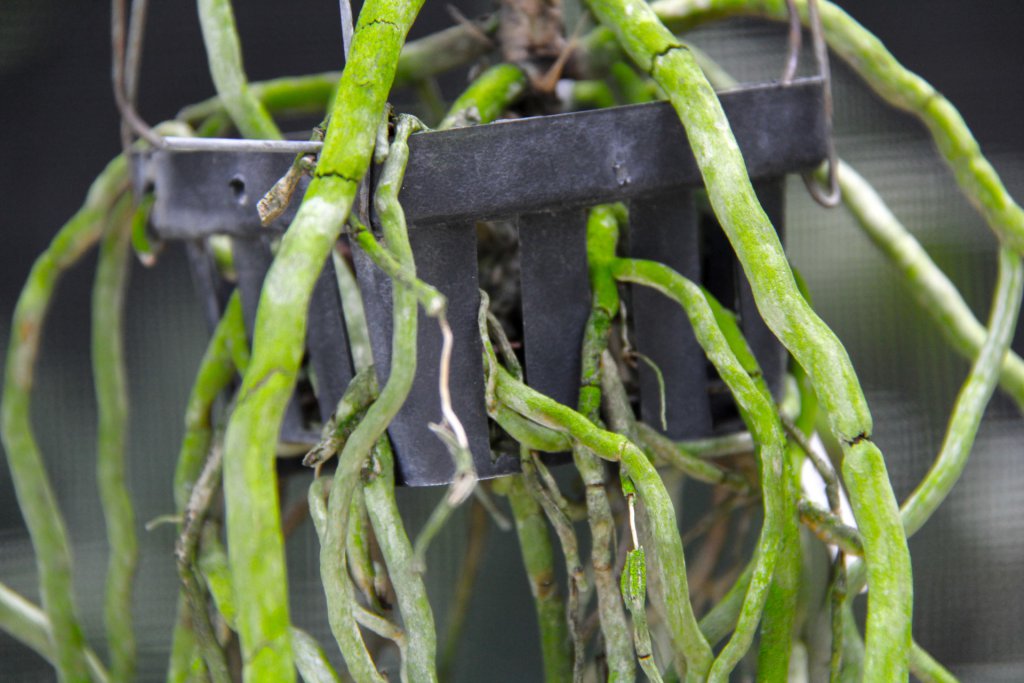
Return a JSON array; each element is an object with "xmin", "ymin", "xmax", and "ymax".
[{"xmin": 135, "ymin": 77, "xmax": 828, "ymax": 486}]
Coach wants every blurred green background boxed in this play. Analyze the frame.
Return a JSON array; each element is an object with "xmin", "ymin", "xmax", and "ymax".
[{"xmin": 1, "ymin": 1, "xmax": 1022, "ymax": 680}]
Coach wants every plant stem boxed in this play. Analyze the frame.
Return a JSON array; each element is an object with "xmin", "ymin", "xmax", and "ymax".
[
  {"xmin": 91, "ymin": 194, "xmax": 137, "ymax": 683},
  {"xmin": 1, "ymin": 153, "xmax": 128, "ymax": 683},
  {"xmin": 218, "ymin": 0, "xmax": 424, "ymax": 676},
  {"xmin": 196, "ymin": 0, "xmax": 282, "ymax": 139}
]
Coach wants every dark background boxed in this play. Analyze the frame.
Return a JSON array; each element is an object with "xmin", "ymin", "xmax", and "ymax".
[{"xmin": 2, "ymin": 1, "xmax": 1023, "ymax": 680}]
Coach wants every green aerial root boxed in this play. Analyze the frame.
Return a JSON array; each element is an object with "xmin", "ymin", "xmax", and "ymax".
[
  {"xmin": 1, "ymin": 153, "xmax": 128, "ymax": 683},
  {"xmin": 481, "ymin": 299, "xmax": 713, "ymax": 677},
  {"xmin": 218, "ymin": 0, "xmax": 425, "ymax": 677},
  {"xmin": 583, "ymin": 0, "xmax": 912, "ymax": 676},
  {"xmin": 651, "ymin": 0, "xmax": 1024, "ymax": 255},
  {"xmin": 362, "ymin": 438, "xmax": 438, "ymax": 683},
  {"xmin": 504, "ymin": 476, "xmax": 573, "ymax": 682},
  {"xmin": 177, "ymin": 16, "xmax": 498, "ymax": 125},
  {"xmin": 439, "ymin": 63, "xmax": 527, "ymax": 129},
  {"xmin": 0, "ymin": 581, "xmax": 109, "ymax": 683},
  {"xmin": 610, "ymin": 258, "xmax": 787, "ymax": 682},
  {"xmin": 835, "ymin": 160, "xmax": 1024, "ymax": 412},
  {"xmin": 167, "ymin": 292, "xmax": 246, "ymax": 682},
  {"xmin": 92, "ymin": 194, "xmax": 138, "ymax": 683},
  {"xmin": 196, "ymin": 0, "xmax": 282, "ymax": 139},
  {"xmin": 576, "ymin": 205, "xmax": 635, "ymax": 682},
  {"xmin": 845, "ymin": 246, "xmax": 1024, "ymax": 597},
  {"xmin": 585, "ymin": 203, "xmax": 787, "ymax": 680}
]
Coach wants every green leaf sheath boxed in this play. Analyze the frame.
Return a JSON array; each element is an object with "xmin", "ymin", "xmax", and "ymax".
[
  {"xmin": 583, "ymin": 0, "xmax": 912, "ymax": 675},
  {"xmin": 219, "ymin": 0, "xmax": 423, "ymax": 677},
  {"xmin": 620, "ymin": 549, "xmax": 663, "ymax": 683},
  {"xmin": 91, "ymin": 195, "xmax": 138, "ymax": 683},
  {"xmin": 438, "ymin": 63, "xmax": 527, "ymax": 129},
  {"xmin": 1, "ymin": 154, "xmax": 128, "ymax": 683},
  {"xmin": 651, "ymin": 0, "xmax": 1024, "ymax": 255},
  {"xmin": 610, "ymin": 258, "xmax": 786, "ymax": 682},
  {"xmin": 196, "ymin": 0, "xmax": 282, "ymax": 139},
  {"xmin": 363, "ymin": 439, "xmax": 439, "ymax": 683},
  {"xmin": 835, "ymin": 160, "xmax": 1024, "ymax": 412},
  {"xmin": 506, "ymin": 476, "xmax": 573, "ymax": 683},
  {"xmin": 0, "ymin": 582, "xmax": 110, "ymax": 683}
]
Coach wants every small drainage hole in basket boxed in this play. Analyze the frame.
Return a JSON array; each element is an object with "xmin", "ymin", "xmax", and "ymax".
[{"xmin": 229, "ymin": 175, "xmax": 247, "ymax": 206}]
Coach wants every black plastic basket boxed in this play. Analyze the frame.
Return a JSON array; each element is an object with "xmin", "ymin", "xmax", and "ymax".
[{"xmin": 136, "ymin": 77, "xmax": 828, "ymax": 486}]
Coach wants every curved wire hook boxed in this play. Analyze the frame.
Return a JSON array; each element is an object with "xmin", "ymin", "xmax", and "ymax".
[
  {"xmin": 801, "ymin": 0, "xmax": 841, "ymax": 207},
  {"xmin": 112, "ymin": 0, "xmax": 165, "ymax": 150},
  {"xmin": 781, "ymin": 0, "xmax": 802, "ymax": 84}
]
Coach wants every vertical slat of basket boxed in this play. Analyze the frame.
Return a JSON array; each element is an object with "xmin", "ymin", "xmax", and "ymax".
[
  {"xmin": 627, "ymin": 191, "xmax": 713, "ymax": 438},
  {"xmin": 305, "ymin": 258, "xmax": 356, "ymax": 422},
  {"xmin": 353, "ymin": 221, "xmax": 513, "ymax": 486},
  {"xmin": 518, "ymin": 208, "xmax": 592, "ymax": 408}
]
